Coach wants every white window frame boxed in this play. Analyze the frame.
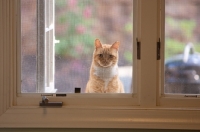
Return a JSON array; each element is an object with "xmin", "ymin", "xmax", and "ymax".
[
  {"xmin": 37, "ymin": 0, "xmax": 56, "ymax": 93},
  {"xmin": 1, "ymin": 0, "xmax": 200, "ymax": 129},
  {"xmin": 159, "ymin": 0, "xmax": 200, "ymax": 107},
  {"xmin": 16, "ymin": 0, "xmax": 139, "ymax": 107}
]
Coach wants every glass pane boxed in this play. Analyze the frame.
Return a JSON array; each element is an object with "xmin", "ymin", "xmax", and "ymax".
[
  {"xmin": 55, "ymin": 0, "xmax": 133, "ymax": 93},
  {"xmin": 20, "ymin": 0, "xmax": 133, "ymax": 93},
  {"xmin": 21, "ymin": 0, "xmax": 37, "ymax": 92},
  {"xmin": 165, "ymin": 0, "xmax": 200, "ymax": 94}
]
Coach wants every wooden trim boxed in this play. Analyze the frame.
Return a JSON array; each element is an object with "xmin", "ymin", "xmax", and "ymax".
[
  {"xmin": 1, "ymin": 107, "xmax": 200, "ymax": 129},
  {"xmin": 1, "ymin": 0, "xmax": 200, "ymax": 129},
  {"xmin": 16, "ymin": 93, "xmax": 138, "ymax": 106},
  {"xmin": 0, "ymin": 0, "xmax": 18, "ymax": 116},
  {"xmin": 139, "ymin": 0, "xmax": 158, "ymax": 106},
  {"xmin": 0, "ymin": 0, "xmax": 12, "ymax": 116},
  {"xmin": 0, "ymin": 0, "xmax": 4, "ymax": 116}
]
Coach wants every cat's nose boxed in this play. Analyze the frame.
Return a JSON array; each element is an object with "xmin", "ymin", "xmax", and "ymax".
[
  {"xmin": 102, "ymin": 60, "xmax": 107, "ymax": 63},
  {"xmin": 105, "ymin": 59, "xmax": 109, "ymax": 63}
]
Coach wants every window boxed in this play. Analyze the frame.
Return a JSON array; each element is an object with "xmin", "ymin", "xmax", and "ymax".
[
  {"xmin": 18, "ymin": 0, "xmax": 137, "ymax": 106},
  {"xmin": 159, "ymin": 0, "xmax": 200, "ymax": 107},
  {"xmin": 21, "ymin": 0, "xmax": 134, "ymax": 93},
  {"xmin": 164, "ymin": 0, "xmax": 200, "ymax": 95},
  {"xmin": 1, "ymin": 0, "xmax": 200, "ymax": 129}
]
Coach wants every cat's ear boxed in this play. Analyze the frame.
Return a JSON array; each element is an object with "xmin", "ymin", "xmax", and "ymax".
[
  {"xmin": 95, "ymin": 39, "xmax": 102, "ymax": 49},
  {"xmin": 111, "ymin": 41, "xmax": 120, "ymax": 50}
]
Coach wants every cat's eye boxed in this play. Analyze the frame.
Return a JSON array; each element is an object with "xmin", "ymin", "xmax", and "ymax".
[
  {"xmin": 99, "ymin": 54, "xmax": 103, "ymax": 57},
  {"xmin": 109, "ymin": 55, "xmax": 113, "ymax": 58}
]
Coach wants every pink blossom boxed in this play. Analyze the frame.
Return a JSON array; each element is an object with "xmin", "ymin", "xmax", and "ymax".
[
  {"xmin": 68, "ymin": 0, "xmax": 77, "ymax": 8},
  {"xmin": 83, "ymin": 7, "xmax": 92, "ymax": 18},
  {"xmin": 76, "ymin": 25, "xmax": 85, "ymax": 34}
]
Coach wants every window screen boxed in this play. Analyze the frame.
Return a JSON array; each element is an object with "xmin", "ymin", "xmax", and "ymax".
[
  {"xmin": 21, "ymin": 0, "xmax": 37, "ymax": 93},
  {"xmin": 21, "ymin": 0, "xmax": 133, "ymax": 93},
  {"xmin": 165, "ymin": 0, "xmax": 200, "ymax": 94}
]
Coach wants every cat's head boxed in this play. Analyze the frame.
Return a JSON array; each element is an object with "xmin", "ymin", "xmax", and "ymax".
[{"xmin": 93, "ymin": 39, "xmax": 119, "ymax": 67}]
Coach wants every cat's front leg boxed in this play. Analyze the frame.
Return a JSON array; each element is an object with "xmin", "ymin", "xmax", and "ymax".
[{"xmin": 85, "ymin": 80, "xmax": 104, "ymax": 93}]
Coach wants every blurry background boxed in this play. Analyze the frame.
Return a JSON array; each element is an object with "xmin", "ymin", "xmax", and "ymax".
[{"xmin": 165, "ymin": 0, "xmax": 200, "ymax": 59}]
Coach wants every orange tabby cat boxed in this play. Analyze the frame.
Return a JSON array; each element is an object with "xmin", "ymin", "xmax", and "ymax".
[{"xmin": 85, "ymin": 39, "xmax": 124, "ymax": 93}]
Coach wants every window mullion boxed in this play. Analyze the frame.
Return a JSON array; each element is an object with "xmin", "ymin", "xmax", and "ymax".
[
  {"xmin": 45, "ymin": 0, "xmax": 50, "ymax": 89},
  {"xmin": 45, "ymin": 0, "xmax": 56, "ymax": 92},
  {"xmin": 139, "ymin": 0, "xmax": 159, "ymax": 107},
  {"xmin": 49, "ymin": 0, "xmax": 55, "ymax": 92}
]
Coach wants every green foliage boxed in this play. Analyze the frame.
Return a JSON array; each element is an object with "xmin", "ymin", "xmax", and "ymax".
[
  {"xmin": 124, "ymin": 51, "xmax": 132, "ymax": 63},
  {"xmin": 165, "ymin": 38, "xmax": 185, "ymax": 59},
  {"xmin": 166, "ymin": 16, "xmax": 196, "ymax": 40},
  {"xmin": 180, "ymin": 19, "xmax": 196, "ymax": 39},
  {"xmin": 194, "ymin": 43, "xmax": 200, "ymax": 53},
  {"xmin": 55, "ymin": 34, "xmax": 95, "ymax": 58},
  {"xmin": 165, "ymin": 39, "xmax": 200, "ymax": 60},
  {"xmin": 55, "ymin": 0, "xmax": 95, "ymax": 59},
  {"xmin": 125, "ymin": 22, "xmax": 132, "ymax": 32},
  {"xmin": 165, "ymin": 16, "xmax": 198, "ymax": 59},
  {"xmin": 124, "ymin": 13, "xmax": 133, "ymax": 33},
  {"xmin": 166, "ymin": 16, "xmax": 177, "ymax": 27},
  {"xmin": 55, "ymin": 0, "xmax": 66, "ymax": 7}
]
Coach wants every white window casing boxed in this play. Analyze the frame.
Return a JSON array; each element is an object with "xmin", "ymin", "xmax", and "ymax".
[{"xmin": 1, "ymin": 0, "xmax": 200, "ymax": 129}]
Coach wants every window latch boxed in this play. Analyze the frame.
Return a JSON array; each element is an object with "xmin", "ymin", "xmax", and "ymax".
[
  {"xmin": 157, "ymin": 38, "xmax": 161, "ymax": 60},
  {"xmin": 136, "ymin": 38, "xmax": 141, "ymax": 60},
  {"xmin": 39, "ymin": 95, "xmax": 63, "ymax": 107}
]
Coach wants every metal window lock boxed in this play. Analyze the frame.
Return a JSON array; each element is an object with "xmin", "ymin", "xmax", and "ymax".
[
  {"xmin": 42, "ymin": 96, "xmax": 49, "ymax": 104},
  {"xmin": 39, "ymin": 95, "xmax": 63, "ymax": 107}
]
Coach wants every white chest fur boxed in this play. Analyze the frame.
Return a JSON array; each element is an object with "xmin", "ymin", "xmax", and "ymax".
[{"xmin": 93, "ymin": 64, "xmax": 118, "ymax": 90}]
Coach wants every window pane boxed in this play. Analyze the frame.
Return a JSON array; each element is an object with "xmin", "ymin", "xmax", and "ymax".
[
  {"xmin": 21, "ymin": 0, "xmax": 37, "ymax": 93},
  {"xmin": 55, "ymin": 0, "xmax": 133, "ymax": 93},
  {"xmin": 20, "ymin": 0, "xmax": 133, "ymax": 93},
  {"xmin": 165, "ymin": 0, "xmax": 200, "ymax": 94}
]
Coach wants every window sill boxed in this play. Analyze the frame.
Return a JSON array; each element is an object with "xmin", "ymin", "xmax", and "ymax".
[{"xmin": 1, "ymin": 106, "xmax": 200, "ymax": 129}]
